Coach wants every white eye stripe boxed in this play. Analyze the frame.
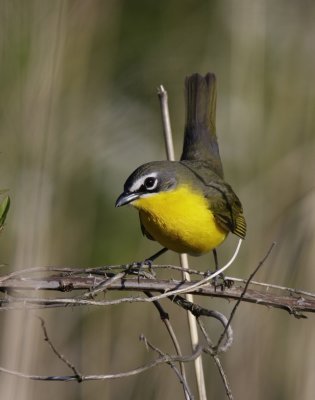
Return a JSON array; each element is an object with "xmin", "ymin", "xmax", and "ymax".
[{"xmin": 129, "ymin": 172, "xmax": 159, "ymax": 192}]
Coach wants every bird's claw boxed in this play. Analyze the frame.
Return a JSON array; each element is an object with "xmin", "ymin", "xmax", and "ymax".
[
  {"xmin": 126, "ymin": 259, "xmax": 156, "ymax": 280},
  {"xmin": 205, "ymin": 271, "xmax": 234, "ymax": 291}
]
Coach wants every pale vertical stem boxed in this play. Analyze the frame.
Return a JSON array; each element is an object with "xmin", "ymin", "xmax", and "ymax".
[
  {"xmin": 157, "ymin": 86, "xmax": 175, "ymax": 161},
  {"xmin": 180, "ymin": 254, "xmax": 207, "ymax": 400},
  {"xmin": 158, "ymin": 85, "xmax": 207, "ymax": 400}
]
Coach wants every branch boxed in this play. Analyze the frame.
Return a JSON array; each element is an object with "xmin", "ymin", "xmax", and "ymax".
[{"xmin": 0, "ymin": 268, "xmax": 314, "ymax": 316}]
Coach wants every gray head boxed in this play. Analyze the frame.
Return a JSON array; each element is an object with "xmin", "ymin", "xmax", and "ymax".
[{"xmin": 115, "ymin": 161, "xmax": 178, "ymax": 207}]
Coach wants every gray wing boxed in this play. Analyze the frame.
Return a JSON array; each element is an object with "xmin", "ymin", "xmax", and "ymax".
[
  {"xmin": 203, "ymin": 181, "xmax": 246, "ymax": 239},
  {"xmin": 180, "ymin": 160, "xmax": 246, "ymax": 239}
]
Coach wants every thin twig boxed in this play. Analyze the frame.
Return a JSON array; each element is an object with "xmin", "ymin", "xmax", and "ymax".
[
  {"xmin": 225, "ymin": 277, "xmax": 315, "ymax": 299},
  {"xmin": 169, "ymin": 294, "xmax": 233, "ymax": 353},
  {"xmin": 144, "ymin": 291, "xmax": 191, "ymax": 400},
  {"xmin": 38, "ymin": 317, "xmax": 82, "ymax": 382},
  {"xmin": 215, "ymin": 242, "xmax": 276, "ymax": 351},
  {"xmin": 140, "ymin": 335, "xmax": 194, "ymax": 400},
  {"xmin": 0, "ymin": 345, "xmax": 205, "ymax": 382},
  {"xmin": 197, "ymin": 319, "xmax": 234, "ymax": 400}
]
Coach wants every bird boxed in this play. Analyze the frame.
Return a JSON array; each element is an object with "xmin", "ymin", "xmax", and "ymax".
[{"xmin": 115, "ymin": 73, "xmax": 246, "ymax": 264}]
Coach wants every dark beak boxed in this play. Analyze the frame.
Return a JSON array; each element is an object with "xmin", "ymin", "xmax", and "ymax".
[{"xmin": 115, "ymin": 192, "xmax": 140, "ymax": 207}]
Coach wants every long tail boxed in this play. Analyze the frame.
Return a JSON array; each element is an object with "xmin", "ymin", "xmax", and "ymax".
[{"xmin": 180, "ymin": 73, "xmax": 224, "ymax": 178}]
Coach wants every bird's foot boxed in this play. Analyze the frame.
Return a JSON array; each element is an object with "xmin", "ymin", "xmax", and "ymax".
[
  {"xmin": 126, "ymin": 259, "xmax": 156, "ymax": 280},
  {"xmin": 125, "ymin": 248, "xmax": 167, "ymax": 280},
  {"xmin": 205, "ymin": 271, "xmax": 234, "ymax": 291}
]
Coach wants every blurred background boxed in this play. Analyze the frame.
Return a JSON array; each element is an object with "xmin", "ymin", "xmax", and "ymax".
[{"xmin": 0, "ymin": 0, "xmax": 315, "ymax": 399}]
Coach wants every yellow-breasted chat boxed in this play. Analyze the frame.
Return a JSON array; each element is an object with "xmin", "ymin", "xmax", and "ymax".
[{"xmin": 116, "ymin": 73, "xmax": 246, "ymax": 261}]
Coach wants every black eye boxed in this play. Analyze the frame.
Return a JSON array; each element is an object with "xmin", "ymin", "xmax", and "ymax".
[{"xmin": 144, "ymin": 177, "xmax": 158, "ymax": 190}]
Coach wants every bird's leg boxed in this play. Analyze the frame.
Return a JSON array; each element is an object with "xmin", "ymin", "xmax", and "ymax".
[
  {"xmin": 145, "ymin": 247, "xmax": 168, "ymax": 264},
  {"xmin": 211, "ymin": 249, "xmax": 222, "ymax": 288},
  {"xmin": 211, "ymin": 249, "xmax": 234, "ymax": 289},
  {"xmin": 213, "ymin": 248, "xmax": 219, "ymax": 272},
  {"xmin": 128, "ymin": 247, "xmax": 168, "ymax": 279}
]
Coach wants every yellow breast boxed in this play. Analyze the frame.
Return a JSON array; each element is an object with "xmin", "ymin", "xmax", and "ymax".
[{"xmin": 132, "ymin": 185, "xmax": 227, "ymax": 255}]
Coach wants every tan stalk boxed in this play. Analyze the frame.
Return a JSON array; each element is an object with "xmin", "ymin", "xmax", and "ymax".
[{"xmin": 158, "ymin": 85, "xmax": 207, "ymax": 400}]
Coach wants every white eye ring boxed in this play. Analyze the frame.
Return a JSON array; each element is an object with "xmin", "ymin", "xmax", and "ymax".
[
  {"xmin": 128, "ymin": 172, "xmax": 159, "ymax": 193},
  {"xmin": 144, "ymin": 176, "xmax": 158, "ymax": 191}
]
